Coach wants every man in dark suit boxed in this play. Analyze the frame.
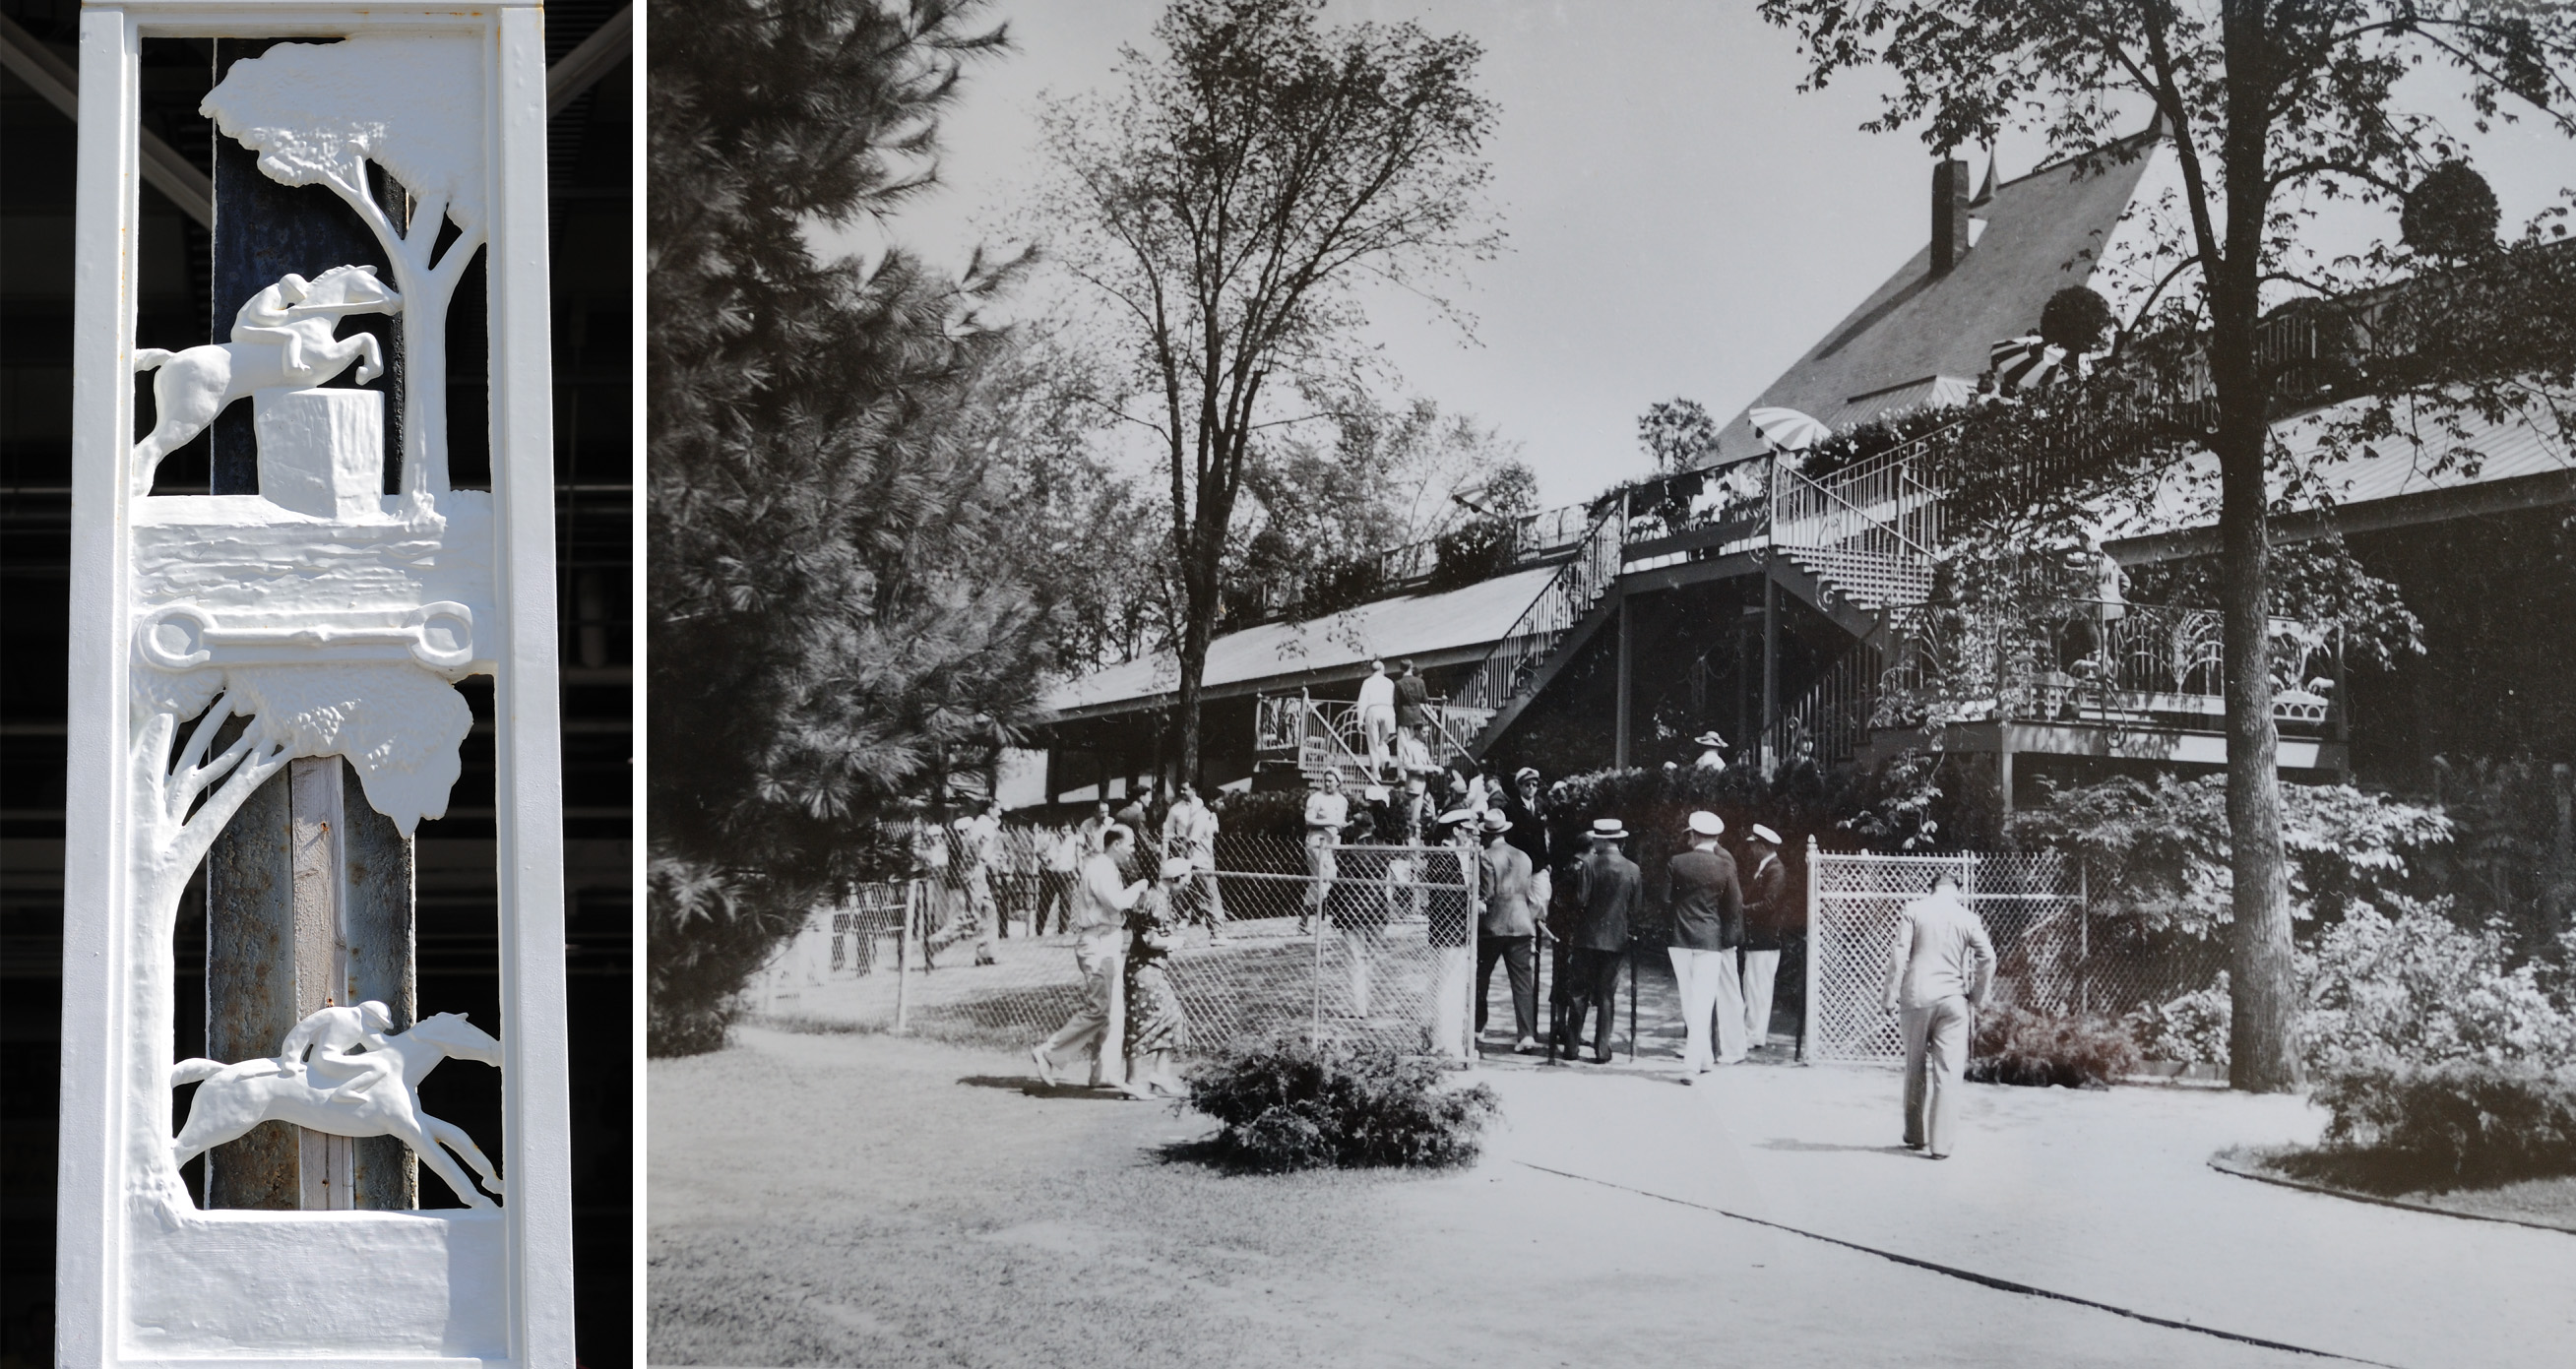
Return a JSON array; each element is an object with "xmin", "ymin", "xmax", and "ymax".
[
  {"xmin": 1667, "ymin": 810, "xmax": 1747, "ymax": 1078},
  {"xmin": 1558, "ymin": 818, "xmax": 1640, "ymax": 1063}
]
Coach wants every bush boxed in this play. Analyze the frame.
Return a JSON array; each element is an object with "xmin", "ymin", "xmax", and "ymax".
[
  {"xmin": 1966, "ymin": 1004, "xmax": 2141, "ymax": 1088},
  {"xmin": 1187, "ymin": 1037, "xmax": 1501, "ymax": 1173},
  {"xmin": 2296, "ymin": 1060, "xmax": 2576, "ymax": 1191},
  {"xmin": 2301, "ymin": 899, "xmax": 2576, "ymax": 1070},
  {"xmin": 648, "ymin": 854, "xmax": 804, "ymax": 1057},
  {"xmin": 2123, "ymin": 974, "xmax": 2233, "ymax": 1066}
]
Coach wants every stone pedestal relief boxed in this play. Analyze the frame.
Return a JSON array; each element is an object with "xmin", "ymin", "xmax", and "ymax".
[{"xmin": 59, "ymin": 4, "xmax": 571, "ymax": 1364}]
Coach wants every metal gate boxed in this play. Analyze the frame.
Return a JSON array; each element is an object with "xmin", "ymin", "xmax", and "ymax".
[{"xmin": 1800, "ymin": 843, "xmax": 2084, "ymax": 1064}]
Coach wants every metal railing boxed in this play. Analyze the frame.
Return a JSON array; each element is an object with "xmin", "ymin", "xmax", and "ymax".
[
  {"xmin": 1871, "ymin": 597, "xmax": 2341, "ymax": 730},
  {"xmin": 1450, "ymin": 505, "xmax": 1629, "ymax": 723}
]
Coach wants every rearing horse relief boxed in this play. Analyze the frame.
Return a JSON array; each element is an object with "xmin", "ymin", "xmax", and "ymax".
[{"xmin": 129, "ymin": 263, "xmax": 401, "ymax": 496}]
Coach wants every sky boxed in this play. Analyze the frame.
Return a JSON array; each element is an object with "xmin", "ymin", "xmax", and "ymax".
[{"xmin": 823, "ymin": 0, "xmax": 2576, "ymax": 508}]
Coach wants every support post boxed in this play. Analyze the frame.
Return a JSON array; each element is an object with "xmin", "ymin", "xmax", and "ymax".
[
  {"xmin": 895, "ymin": 879, "xmax": 913, "ymax": 1033},
  {"xmin": 1762, "ymin": 572, "xmax": 1780, "ymax": 775},
  {"xmin": 1613, "ymin": 587, "xmax": 1632, "ymax": 770},
  {"xmin": 203, "ymin": 35, "xmax": 415, "ymax": 1211},
  {"xmin": 1799, "ymin": 835, "xmax": 1818, "ymax": 1064}
]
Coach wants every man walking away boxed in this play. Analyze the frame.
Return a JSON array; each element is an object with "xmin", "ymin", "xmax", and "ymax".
[
  {"xmin": 1560, "ymin": 819, "xmax": 1640, "ymax": 1064},
  {"xmin": 1393, "ymin": 657, "xmax": 1430, "ymax": 737},
  {"xmin": 1357, "ymin": 658, "xmax": 1398, "ymax": 778},
  {"xmin": 1666, "ymin": 811, "xmax": 1747, "ymax": 1079},
  {"xmin": 1163, "ymin": 782, "xmax": 1227, "ymax": 943},
  {"xmin": 1301, "ymin": 770, "xmax": 1351, "ymax": 936},
  {"xmin": 1739, "ymin": 824, "xmax": 1793, "ymax": 1052},
  {"xmin": 1475, "ymin": 810, "xmax": 1542, "ymax": 1055},
  {"xmin": 1033, "ymin": 826, "xmax": 1151, "ymax": 1088},
  {"xmin": 1885, "ymin": 871, "xmax": 1994, "ymax": 1158}
]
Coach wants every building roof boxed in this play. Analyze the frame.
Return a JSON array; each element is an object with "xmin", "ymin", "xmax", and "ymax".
[
  {"xmin": 1706, "ymin": 139, "xmax": 2163, "ymax": 467},
  {"xmin": 1040, "ymin": 564, "xmax": 1560, "ymax": 719},
  {"xmin": 2105, "ymin": 392, "xmax": 2573, "ymax": 558}
]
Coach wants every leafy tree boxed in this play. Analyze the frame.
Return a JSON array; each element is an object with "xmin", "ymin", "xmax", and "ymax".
[
  {"xmin": 1029, "ymin": 0, "xmax": 1502, "ymax": 787},
  {"xmin": 648, "ymin": 0, "xmax": 1053, "ymax": 1053},
  {"xmin": 1636, "ymin": 398, "xmax": 1721, "ymax": 472},
  {"xmin": 1759, "ymin": 0, "xmax": 2576, "ymax": 1090}
]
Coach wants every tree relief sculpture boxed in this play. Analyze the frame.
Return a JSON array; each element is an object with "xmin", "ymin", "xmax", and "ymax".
[{"xmin": 118, "ymin": 32, "xmax": 501, "ymax": 1218}]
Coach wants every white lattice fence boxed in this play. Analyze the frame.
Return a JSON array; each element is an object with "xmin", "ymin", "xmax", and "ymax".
[{"xmin": 1802, "ymin": 847, "xmax": 2087, "ymax": 1064}]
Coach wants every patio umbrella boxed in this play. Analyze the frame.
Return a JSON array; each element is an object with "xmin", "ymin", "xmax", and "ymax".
[
  {"xmin": 1988, "ymin": 334, "xmax": 2089, "ymax": 391},
  {"xmin": 1747, "ymin": 405, "xmax": 1833, "ymax": 453}
]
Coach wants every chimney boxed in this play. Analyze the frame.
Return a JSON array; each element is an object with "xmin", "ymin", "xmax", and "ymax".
[{"xmin": 1931, "ymin": 157, "xmax": 1971, "ymax": 273}]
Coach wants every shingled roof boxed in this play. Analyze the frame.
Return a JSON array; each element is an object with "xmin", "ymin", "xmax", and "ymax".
[{"xmin": 1705, "ymin": 134, "xmax": 2164, "ymax": 467}]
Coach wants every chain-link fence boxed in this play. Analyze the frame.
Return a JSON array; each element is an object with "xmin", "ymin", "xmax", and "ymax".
[
  {"xmin": 1803, "ymin": 844, "xmax": 2229, "ymax": 1064},
  {"xmin": 747, "ymin": 836, "xmax": 1484, "ymax": 1068}
]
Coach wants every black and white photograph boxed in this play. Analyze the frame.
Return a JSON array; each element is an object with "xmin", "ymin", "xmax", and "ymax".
[
  {"xmin": 12, "ymin": 1, "xmax": 2576, "ymax": 1366},
  {"xmin": 641, "ymin": 2, "xmax": 2576, "ymax": 1365}
]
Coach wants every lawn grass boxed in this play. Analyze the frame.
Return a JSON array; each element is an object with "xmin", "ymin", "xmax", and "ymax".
[
  {"xmin": 2222, "ymin": 1146, "xmax": 2576, "ymax": 1232},
  {"xmin": 649, "ymin": 1028, "xmax": 1453, "ymax": 1367}
]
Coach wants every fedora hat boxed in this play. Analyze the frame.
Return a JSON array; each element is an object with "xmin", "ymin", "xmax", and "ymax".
[
  {"xmin": 1750, "ymin": 823, "xmax": 1783, "ymax": 845},
  {"xmin": 1588, "ymin": 818, "xmax": 1629, "ymax": 841},
  {"xmin": 1479, "ymin": 810, "xmax": 1512, "ymax": 834},
  {"xmin": 1687, "ymin": 810, "xmax": 1725, "ymax": 837},
  {"xmin": 1692, "ymin": 730, "xmax": 1728, "ymax": 748}
]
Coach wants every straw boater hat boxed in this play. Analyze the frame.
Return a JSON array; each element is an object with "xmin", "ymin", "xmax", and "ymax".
[
  {"xmin": 1588, "ymin": 818, "xmax": 1629, "ymax": 842},
  {"xmin": 1479, "ymin": 810, "xmax": 1512, "ymax": 834},
  {"xmin": 1687, "ymin": 811, "xmax": 1725, "ymax": 837},
  {"xmin": 1158, "ymin": 856, "xmax": 1194, "ymax": 879},
  {"xmin": 1693, "ymin": 730, "xmax": 1728, "ymax": 748},
  {"xmin": 1750, "ymin": 824, "xmax": 1783, "ymax": 845}
]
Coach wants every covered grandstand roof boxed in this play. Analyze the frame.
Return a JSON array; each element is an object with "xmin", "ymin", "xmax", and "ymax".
[{"xmin": 1041, "ymin": 564, "xmax": 1559, "ymax": 720}]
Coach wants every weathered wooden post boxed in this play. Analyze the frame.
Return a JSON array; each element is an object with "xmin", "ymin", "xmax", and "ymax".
[
  {"xmin": 201, "ymin": 31, "xmax": 420, "ymax": 1216},
  {"xmin": 59, "ymin": 3, "xmax": 570, "ymax": 1363}
]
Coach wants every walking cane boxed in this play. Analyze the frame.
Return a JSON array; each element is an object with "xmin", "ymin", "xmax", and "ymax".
[{"xmin": 1627, "ymin": 935, "xmax": 1639, "ymax": 1064}]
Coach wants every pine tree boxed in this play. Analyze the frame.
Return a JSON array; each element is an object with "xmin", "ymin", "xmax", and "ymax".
[{"xmin": 646, "ymin": 0, "xmax": 1049, "ymax": 1054}]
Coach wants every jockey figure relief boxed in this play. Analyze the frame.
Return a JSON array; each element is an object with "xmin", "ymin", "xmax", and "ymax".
[
  {"xmin": 128, "ymin": 263, "xmax": 403, "ymax": 496},
  {"xmin": 270, "ymin": 998, "xmax": 399, "ymax": 1102},
  {"xmin": 170, "ymin": 1000, "xmax": 508, "ymax": 1209}
]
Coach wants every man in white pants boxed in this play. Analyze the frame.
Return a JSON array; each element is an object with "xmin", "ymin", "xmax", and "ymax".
[
  {"xmin": 1032, "ymin": 825, "xmax": 1150, "ymax": 1088},
  {"xmin": 1738, "ymin": 824, "xmax": 1792, "ymax": 1052},
  {"xmin": 1664, "ymin": 811, "xmax": 1748, "ymax": 1078},
  {"xmin": 1356, "ymin": 658, "xmax": 1398, "ymax": 778},
  {"xmin": 1884, "ymin": 870, "xmax": 1995, "ymax": 1158}
]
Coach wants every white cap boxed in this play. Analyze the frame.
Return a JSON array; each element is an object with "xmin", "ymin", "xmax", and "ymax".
[{"xmin": 1687, "ymin": 811, "xmax": 1725, "ymax": 837}]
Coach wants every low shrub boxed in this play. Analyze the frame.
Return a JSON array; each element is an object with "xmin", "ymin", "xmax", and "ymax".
[
  {"xmin": 2123, "ymin": 975, "xmax": 2232, "ymax": 1066},
  {"xmin": 2293, "ymin": 1060, "xmax": 2576, "ymax": 1192},
  {"xmin": 1966, "ymin": 1004, "xmax": 2141, "ymax": 1088},
  {"xmin": 1186, "ymin": 1037, "xmax": 1501, "ymax": 1173}
]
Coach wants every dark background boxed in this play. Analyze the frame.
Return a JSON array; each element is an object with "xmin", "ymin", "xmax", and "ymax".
[{"xmin": 1, "ymin": 2, "xmax": 634, "ymax": 1363}]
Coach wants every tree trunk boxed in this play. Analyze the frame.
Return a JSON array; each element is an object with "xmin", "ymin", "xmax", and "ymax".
[
  {"xmin": 1174, "ymin": 605, "xmax": 1211, "ymax": 794},
  {"xmin": 2210, "ymin": 11, "xmax": 2301, "ymax": 1089},
  {"xmin": 2215, "ymin": 407, "xmax": 2301, "ymax": 1092}
]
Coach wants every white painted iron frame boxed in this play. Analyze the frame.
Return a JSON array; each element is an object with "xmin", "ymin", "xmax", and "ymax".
[{"xmin": 60, "ymin": 3, "xmax": 570, "ymax": 1364}]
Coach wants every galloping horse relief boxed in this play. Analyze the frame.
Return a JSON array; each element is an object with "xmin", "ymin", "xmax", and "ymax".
[
  {"xmin": 129, "ymin": 263, "xmax": 400, "ymax": 495},
  {"xmin": 172, "ymin": 1004, "xmax": 508, "ymax": 1209}
]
